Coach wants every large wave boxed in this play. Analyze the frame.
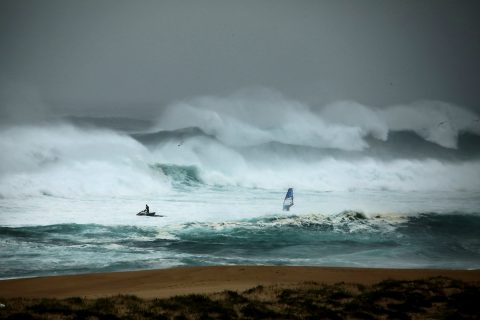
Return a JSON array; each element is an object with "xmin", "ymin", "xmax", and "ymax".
[
  {"xmin": 0, "ymin": 124, "xmax": 170, "ymax": 198},
  {"xmin": 154, "ymin": 90, "xmax": 480, "ymax": 150},
  {"xmin": 1, "ymin": 90, "xmax": 480, "ymax": 198}
]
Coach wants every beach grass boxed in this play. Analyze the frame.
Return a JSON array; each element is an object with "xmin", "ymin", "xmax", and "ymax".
[{"xmin": 1, "ymin": 276, "xmax": 479, "ymax": 319}]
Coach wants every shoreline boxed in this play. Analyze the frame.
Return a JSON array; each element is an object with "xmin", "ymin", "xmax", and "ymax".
[{"xmin": 1, "ymin": 266, "xmax": 479, "ymax": 299}]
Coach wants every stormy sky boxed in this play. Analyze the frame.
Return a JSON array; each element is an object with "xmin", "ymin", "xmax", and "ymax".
[{"xmin": 1, "ymin": 0, "xmax": 479, "ymax": 118}]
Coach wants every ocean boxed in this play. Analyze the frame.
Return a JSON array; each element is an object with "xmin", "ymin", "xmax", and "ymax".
[{"xmin": 1, "ymin": 98, "xmax": 480, "ymax": 278}]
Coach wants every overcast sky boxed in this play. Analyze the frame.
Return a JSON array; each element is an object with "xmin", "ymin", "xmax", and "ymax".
[{"xmin": 1, "ymin": 0, "xmax": 479, "ymax": 117}]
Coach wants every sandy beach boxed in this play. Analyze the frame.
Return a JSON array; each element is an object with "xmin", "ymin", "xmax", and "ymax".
[{"xmin": 1, "ymin": 266, "xmax": 479, "ymax": 299}]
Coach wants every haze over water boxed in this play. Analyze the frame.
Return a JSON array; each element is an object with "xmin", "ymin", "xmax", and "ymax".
[
  {"xmin": 1, "ymin": 93, "xmax": 480, "ymax": 278},
  {"xmin": 1, "ymin": 1, "xmax": 480, "ymax": 278}
]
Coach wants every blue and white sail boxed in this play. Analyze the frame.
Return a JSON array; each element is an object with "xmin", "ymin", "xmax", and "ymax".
[{"xmin": 283, "ymin": 188, "xmax": 294, "ymax": 211}]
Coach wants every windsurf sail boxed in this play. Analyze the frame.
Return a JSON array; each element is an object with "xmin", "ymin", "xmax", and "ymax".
[{"xmin": 283, "ymin": 188, "xmax": 294, "ymax": 211}]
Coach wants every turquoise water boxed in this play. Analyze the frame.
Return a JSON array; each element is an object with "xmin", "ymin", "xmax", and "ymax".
[
  {"xmin": 1, "ymin": 207, "xmax": 480, "ymax": 278},
  {"xmin": 1, "ymin": 121, "xmax": 480, "ymax": 278}
]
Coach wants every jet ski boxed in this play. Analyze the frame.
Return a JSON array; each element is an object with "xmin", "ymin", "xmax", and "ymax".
[{"xmin": 137, "ymin": 210, "xmax": 156, "ymax": 216}]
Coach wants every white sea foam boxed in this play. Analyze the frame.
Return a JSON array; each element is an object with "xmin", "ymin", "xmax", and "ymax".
[
  {"xmin": 156, "ymin": 90, "xmax": 480, "ymax": 150},
  {"xmin": 319, "ymin": 100, "xmax": 480, "ymax": 149},
  {"xmin": 0, "ymin": 120, "xmax": 479, "ymax": 201},
  {"xmin": 0, "ymin": 91, "xmax": 479, "ymax": 228},
  {"xmin": 156, "ymin": 91, "xmax": 368, "ymax": 150},
  {"xmin": 0, "ymin": 124, "xmax": 171, "ymax": 198}
]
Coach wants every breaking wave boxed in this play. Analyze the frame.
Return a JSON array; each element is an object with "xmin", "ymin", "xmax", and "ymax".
[
  {"xmin": 155, "ymin": 90, "xmax": 480, "ymax": 150},
  {"xmin": 1, "ymin": 90, "xmax": 479, "ymax": 278},
  {"xmin": 1, "ymin": 212, "xmax": 479, "ymax": 278},
  {"xmin": 150, "ymin": 163, "xmax": 203, "ymax": 187},
  {"xmin": 0, "ymin": 90, "xmax": 479, "ymax": 198}
]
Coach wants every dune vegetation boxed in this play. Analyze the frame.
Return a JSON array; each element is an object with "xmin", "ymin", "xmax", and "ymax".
[{"xmin": 0, "ymin": 277, "xmax": 479, "ymax": 319}]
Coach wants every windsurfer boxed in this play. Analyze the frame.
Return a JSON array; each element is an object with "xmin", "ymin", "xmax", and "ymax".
[{"xmin": 283, "ymin": 188, "xmax": 294, "ymax": 211}]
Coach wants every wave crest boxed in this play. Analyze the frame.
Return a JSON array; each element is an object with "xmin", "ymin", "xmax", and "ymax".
[{"xmin": 155, "ymin": 90, "xmax": 480, "ymax": 150}]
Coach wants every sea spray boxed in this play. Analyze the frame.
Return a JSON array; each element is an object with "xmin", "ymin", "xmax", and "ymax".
[
  {"xmin": 1, "ymin": 93, "xmax": 480, "ymax": 278},
  {"xmin": 1, "ymin": 212, "xmax": 479, "ymax": 278}
]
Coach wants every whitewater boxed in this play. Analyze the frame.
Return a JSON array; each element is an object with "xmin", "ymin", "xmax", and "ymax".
[{"xmin": 1, "ymin": 91, "xmax": 480, "ymax": 278}]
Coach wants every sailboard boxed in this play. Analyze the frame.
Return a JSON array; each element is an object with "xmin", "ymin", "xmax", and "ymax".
[{"xmin": 283, "ymin": 188, "xmax": 294, "ymax": 211}]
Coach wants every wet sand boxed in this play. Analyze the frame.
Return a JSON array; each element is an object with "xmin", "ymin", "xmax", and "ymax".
[{"xmin": 1, "ymin": 266, "xmax": 479, "ymax": 298}]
